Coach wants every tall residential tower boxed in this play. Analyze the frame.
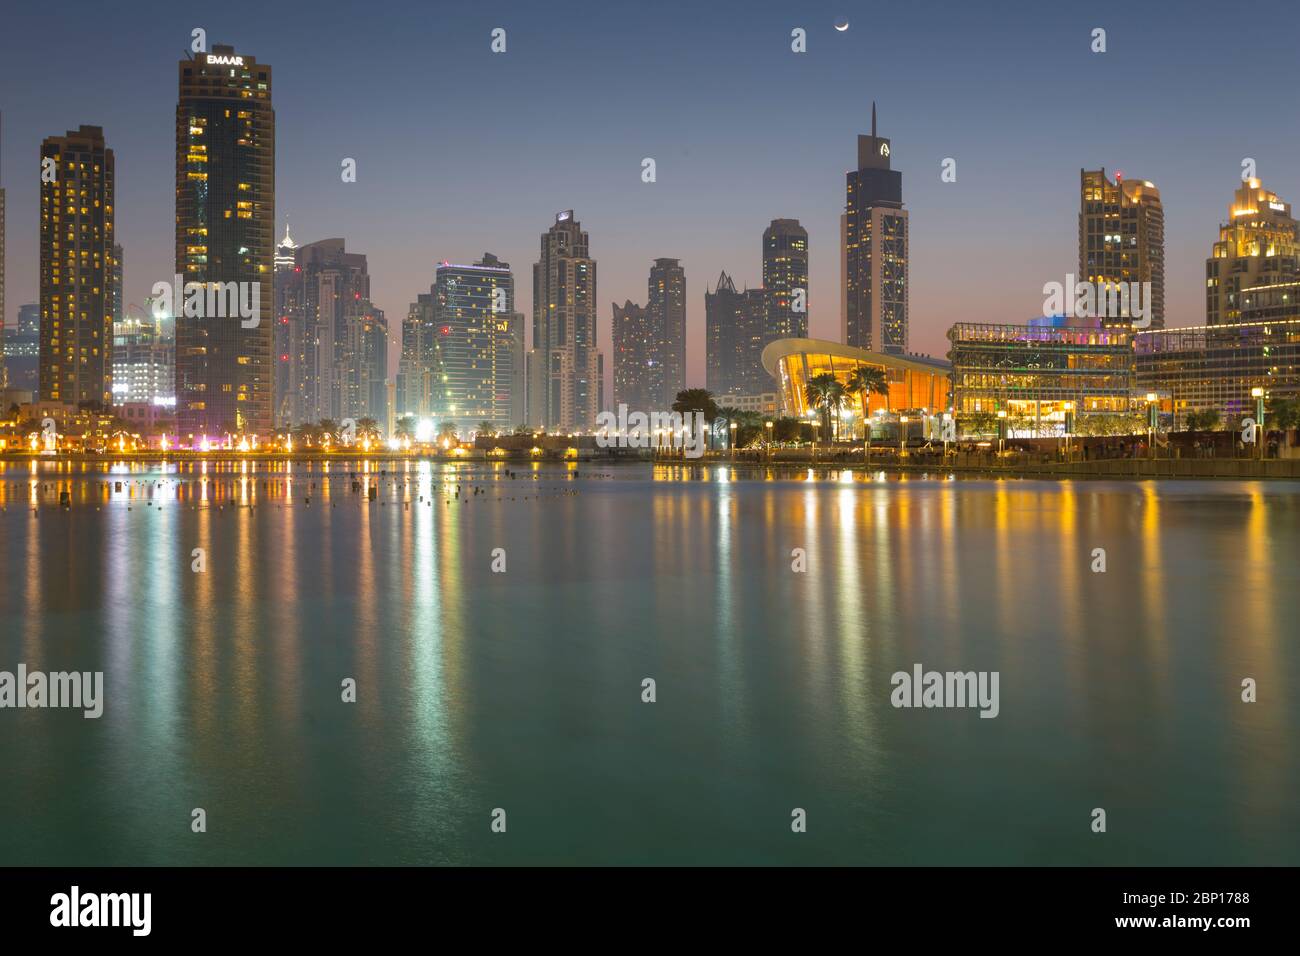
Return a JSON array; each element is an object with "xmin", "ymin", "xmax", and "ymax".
[
  {"xmin": 1079, "ymin": 169, "xmax": 1165, "ymax": 328},
  {"xmin": 40, "ymin": 125, "xmax": 115, "ymax": 407},
  {"xmin": 175, "ymin": 45, "xmax": 274, "ymax": 437},
  {"xmin": 528, "ymin": 210, "xmax": 603, "ymax": 430}
]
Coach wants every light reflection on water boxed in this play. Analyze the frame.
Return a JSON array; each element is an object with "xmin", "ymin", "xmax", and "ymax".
[{"xmin": 0, "ymin": 459, "xmax": 1297, "ymax": 865}]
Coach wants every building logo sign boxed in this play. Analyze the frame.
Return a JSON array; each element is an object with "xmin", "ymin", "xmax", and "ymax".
[{"xmin": 205, "ymin": 54, "xmax": 244, "ymax": 66}]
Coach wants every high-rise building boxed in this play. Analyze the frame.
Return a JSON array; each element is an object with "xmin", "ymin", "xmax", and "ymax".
[
  {"xmin": 762, "ymin": 220, "xmax": 807, "ymax": 340},
  {"xmin": 648, "ymin": 258, "xmax": 686, "ymax": 405},
  {"xmin": 175, "ymin": 44, "xmax": 274, "ymax": 438},
  {"xmin": 398, "ymin": 292, "xmax": 436, "ymax": 421},
  {"xmin": 614, "ymin": 259, "xmax": 687, "ymax": 411},
  {"xmin": 844, "ymin": 104, "xmax": 908, "ymax": 354},
  {"xmin": 358, "ymin": 304, "xmax": 388, "ymax": 425},
  {"xmin": 110, "ymin": 243, "xmax": 124, "ymax": 325},
  {"xmin": 40, "ymin": 125, "xmax": 115, "ymax": 407},
  {"xmin": 529, "ymin": 210, "xmax": 603, "ymax": 430},
  {"xmin": 272, "ymin": 223, "xmax": 298, "ymax": 428},
  {"xmin": 3, "ymin": 304, "xmax": 39, "ymax": 396},
  {"xmin": 1079, "ymin": 169, "xmax": 1165, "ymax": 328},
  {"xmin": 278, "ymin": 238, "xmax": 374, "ymax": 425},
  {"xmin": 1206, "ymin": 178, "xmax": 1299, "ymax": 326},
  {"xmin": 612, "ymin": 300, "xmax": 653, "ymax": 411},
  {"xmin": 705, "ymin": 270, "xmax": 767, "ymax": 397},
  {"xmin": 430, "ymin": 254, "xmax": 520, "ymax": 430}
]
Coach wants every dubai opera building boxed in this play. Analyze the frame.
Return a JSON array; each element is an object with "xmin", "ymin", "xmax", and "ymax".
[{"xmin": 761, "ymin": 338, "xmax": 951, "ymax": 434}]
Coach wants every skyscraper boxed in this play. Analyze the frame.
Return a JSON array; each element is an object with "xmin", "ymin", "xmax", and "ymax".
[
  {"xmin": 843, "ymin": 104, "xmax": 908, "ymax": 354},
  {"xmin": 3, "ymin": 304, "xmax": 40, "ymax": 396},
  {"xmin": 1206, "ymin": 178, "xmax": 1298, "ymax": 326},
  {"xmin": 705, "ymin": 270, "xmax": 767, "ymax": 397},
  {"xmin": 1079, "ymin": 169, "xmax": 1165, "ymax": 328},
  {"xmin": 612, "ymin": 300, "xmax": 653, "ymax": 410},
  {"xmin": 648, "ymin": 258, "xmax": 686, "ymax": 405},
  {"xmin": 175, "ymin": 44, "xmax": 274, "ymax": 437},
  {"xmin": 110, "ymin": 244, "xmax": 124, "ymax": 325},
  {"xmin": 529, "ymin": 210, "xmax": 603, "ymax": 430},
  {"xmin": 279, "ymin": 238, "xmax": 374, "ymax": 424},
  {"xmin": 398, "ymin": 292, "xmax": 436, "ymax": 421},
  {"xmin": 40, "ymin": 125, "xmax": 115, "ymax": 407},
  {"xmin": 430, "ymin": 254, "xmax": 521, "ymax": 430},
  {"xmin": 272, "ymin": 223, "xmax": 298, "ymax": 427},
  {"xmin": 762, "ymin": 220, "xmax": 807, "ymax": 340}
]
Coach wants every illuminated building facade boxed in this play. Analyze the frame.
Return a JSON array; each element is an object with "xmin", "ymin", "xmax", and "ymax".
[
  {"xmin": 763, "ymin": 219, "xmax": 807, "ymax": 340},
  {"xmin": 612, "ymin": 300, "xmax": 653, "ymax": 411},
  {"xmin": 948, "ymin": 317, "xmax": 1135, "ymax": 428},
  {"xmin": 1079, "ymin": 169, "xmax": 1164, "ymax": 328},
  {"xmin": 278, "ymin": 238, "xmax": 377, "ymax": 424},
  {"xmin": 705, "ymin": 270, "xmax": 767, "ymax": 397},
  {"xmin": 844, "ymin": 104, "xmax": 908, "ymax": 354},
  {"xmin": 529, "ymin": 210, "xmax": 603, "ymax": 430},
  {"xmin": 613, "ymin": 258, "xmax": 686, "ymax": 412},
  {"xmin": 112, "ymin": 314, "xmax": 174, "ymax": 408},
  {"xmin": 648, "ymin": 257, "xmax": 686, "ymax": 405},
  {"xmin": 272, "ymin": 223, "xmax": 298, "ymax": 427},
  {"xmin": 398, "ymin": 292, "xmax": 436, "ymax": 420},
  {"xmin": 430, "ymin": 254, "xmax": 520, "ymax": 430},
  {"xmin": 3, "ymin": 304, "xmax": 39, "ymax": 396},
  {"xmin": 1205, "ymin": 179, "xmax": 1298, "ymax": 326},
  {"xmin": 1136, "ymin": 319, "xmax": 1300, "ymax": 426},
  {"xmin": 40, "ymin": 125, "xmax": 115, "ymax": 408},
  {"xmin": 762, "ymin": 338, "xmax": 950, "ymax": 424},
  {"xmin": 175, "ymin": 44, "xmax": 274, "ymax": 437}
]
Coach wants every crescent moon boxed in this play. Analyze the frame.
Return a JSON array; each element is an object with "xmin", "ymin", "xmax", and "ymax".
[{"xmin": 835, "ymin": 20, "xmax": 850, "ymax": 32}]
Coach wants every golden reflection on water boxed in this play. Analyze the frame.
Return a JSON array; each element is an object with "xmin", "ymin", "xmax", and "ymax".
[{"xmin": 0, "ymin": 459, "xmax": 1294, "ymax": 862}]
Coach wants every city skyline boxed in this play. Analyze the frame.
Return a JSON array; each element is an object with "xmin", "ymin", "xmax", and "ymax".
[{"xmin": 4, "ymin": 0, "xmax": 1297, "ymax": 392}]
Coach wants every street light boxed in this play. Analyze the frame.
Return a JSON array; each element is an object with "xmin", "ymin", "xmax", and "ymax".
[
  {"xmin": 1062, "ymin": 401, "xmax": 1074, "ymax": 461},
  {"xmin": 729, "ymin": 420, "xmax": 737, "ymax": 457},
  {"xmin": 1252, "ymin": 387, "xmax": 1266, "ymax": 459},
  {"xmin": 899, "ymin": 414, "xmax": 909, "ymax": 458},
  {"xmin": 996, "ymin": 409, "xmax": 1007, "ymax": 456},
  {"xmin": 1145, "ymin": 392, "xmax": 1159, "ymax": 459},
  {"xmin": 765, "ymin": 419, "xmax": 774, "ymax": 461}
]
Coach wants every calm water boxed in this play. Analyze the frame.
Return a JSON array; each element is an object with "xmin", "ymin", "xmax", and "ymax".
[{"xmin": 1, "ymin": 459, "xmax": 1297, "ymax": 866}]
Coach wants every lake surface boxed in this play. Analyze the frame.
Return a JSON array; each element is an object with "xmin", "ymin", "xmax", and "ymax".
[{"xmin": 1, "ymin": 459, "xmax": 1297, "ymax": 865}]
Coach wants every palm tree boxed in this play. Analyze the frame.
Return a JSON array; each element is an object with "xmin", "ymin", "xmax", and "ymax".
[
  {"xmin": 317, "ymin": 419, "xmax": 339, "ymax": 445},
  {"xmin": 477, "ymin": 420, "xmax": 496, "ymax": 437},
  {"xmin": 438, "ymin": 421, "xmax": 459, "ymax": 444},
  {"xmin": 293, "ymin": 422, "xmax": 322, "ymax": 447},
  {"xmin": 394, "ymin": 416, "xmax": 417, "ymax": 441},
  {"xmin": 356, "ymin": 417, "xmax": 380, "ymax": 442},
  {"xmin": 805, "ymin": 373, "xmax": 846, "ymax": 442},
  {"xmin": 845, "ymin": 365, "xmax": 889, "ymax": 439}
]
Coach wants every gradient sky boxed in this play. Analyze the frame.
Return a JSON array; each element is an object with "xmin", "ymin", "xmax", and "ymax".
[{"xmin": 4, "ymin": 0, "xmax": 1300, "ymax": 387}]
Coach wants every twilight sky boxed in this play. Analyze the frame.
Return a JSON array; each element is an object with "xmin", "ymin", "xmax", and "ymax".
[{"xmin": 3, "ymin": 0, "xmax": 1299, "ymax": 387}]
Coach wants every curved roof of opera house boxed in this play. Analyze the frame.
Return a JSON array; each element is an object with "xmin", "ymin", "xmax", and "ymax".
[{"xmin": 761, "ymin": 338, "xmax": 952, "ymax": 378}]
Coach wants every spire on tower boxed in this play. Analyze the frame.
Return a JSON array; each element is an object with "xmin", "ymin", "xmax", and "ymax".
[{"xmin": 871, "ymin": 101, "xmax": 877, "ymax": 138}]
